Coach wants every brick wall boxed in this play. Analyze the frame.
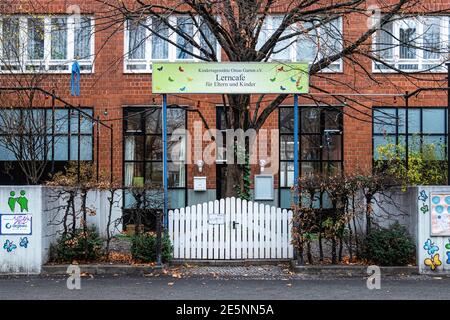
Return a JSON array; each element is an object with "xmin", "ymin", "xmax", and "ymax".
[{"xmin": 0, "ymin": 0, "xmax": 449, "ymax": 187}]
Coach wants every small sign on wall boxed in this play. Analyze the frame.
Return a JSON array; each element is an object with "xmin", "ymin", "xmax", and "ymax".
[
  {"xmin": 194, "ymin": 177, "xmax": 207, "ymax": 192},
  {"xmin": 0, "ymin": 214, "xmax": 32, "ymax": 235},
  {"xmin": 254, "ymin": 175, "xmax": 274, "ymax": 200},
  {"xmin": 208, "ymin": 213, "xmax": 225, "ymax": 225}
]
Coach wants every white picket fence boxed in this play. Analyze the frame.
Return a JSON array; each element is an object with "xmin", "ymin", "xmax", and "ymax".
[{"xmin": 168, "ymin": 197, "xmax": 294, "ymax": 260}]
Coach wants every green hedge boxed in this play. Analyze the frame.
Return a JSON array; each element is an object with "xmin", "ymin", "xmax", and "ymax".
[
  {"xmin": 131, "ymin": 233, "xmax": 173, "ymax": 263},
  {"xmin": 52, "ymin": 227, "xmax": 103, "ymax": 262},
  {"xmin": 361, "ymin": 222, "xmax": 415, "ymax": 266}
]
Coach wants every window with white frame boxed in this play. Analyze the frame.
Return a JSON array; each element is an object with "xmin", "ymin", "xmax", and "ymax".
[
  {"xmin": 257, "ymin": 16, "xmax": 343, "ymax": 72},
  {"xmin": 0, "ymin": 15, "xmax": 95, "ymax": 73},
  {"xmin": 373, "ymin": 16, "xmax": 450, "ymax": 72},
  {"xmin": 124, "ymin": 16, "xmax": 220, "ymax": 73}
]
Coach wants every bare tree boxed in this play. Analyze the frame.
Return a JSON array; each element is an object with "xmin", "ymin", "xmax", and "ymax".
[{"xmin": 95, "ymin": 0, "xmax": 450, "ymax": 195}]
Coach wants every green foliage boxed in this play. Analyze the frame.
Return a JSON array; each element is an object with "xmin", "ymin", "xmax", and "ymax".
[
  {"xmin": 375, "ymin": 136, "xmax": 447, "ymax": 187},
  {"xmin": 234, "ymin": 144, "xmax": 252, "ymax": 201},
  {"xmin": 131, "ymin": 232, "xmax": 173, "ymax": 263},
  {"xmin": 360, "ymin": 222, "xmax": 415, "ymax": 266},
  {"xmin": 52, "ymin": 227, "xmax": 103, "ymax": 262}
]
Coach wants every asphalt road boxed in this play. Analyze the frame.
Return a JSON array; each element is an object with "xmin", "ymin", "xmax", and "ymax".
[{"xmin": 1, "ymin": 275, "xmax": 449, "ymax": 300}]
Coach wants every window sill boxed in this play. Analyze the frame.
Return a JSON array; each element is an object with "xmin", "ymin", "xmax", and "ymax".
[{"xmin": 0, "ymin": 62, "xmax": 94, "ymax": 75}]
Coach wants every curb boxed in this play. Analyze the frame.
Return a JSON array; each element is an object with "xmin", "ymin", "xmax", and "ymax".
[
  {"xmin": 170, "ymin": 259, "xmax": 292, "ymax": 267},
  {"xmin": 42, "ymin": 264, "xmax": 165, "ymax": 276},
  {"xmin": 290, "ymin": 260, "xmax": 419, "ymax": 276}
]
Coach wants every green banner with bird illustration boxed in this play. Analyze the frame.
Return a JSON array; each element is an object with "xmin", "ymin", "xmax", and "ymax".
[{"xmin": 152, "ymin": 62, "xmax": 309, "ymax": 94}]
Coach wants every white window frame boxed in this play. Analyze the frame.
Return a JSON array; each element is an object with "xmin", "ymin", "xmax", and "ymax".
[
  {"xmin": 257, "ymin": 15, "xmax": 344, "ymax": 73},
  {"xmin": 0, "ymin": 15, "xmax": 95, "ymax": 74},
  {"xmin": 372, "ymin": 16, "xmax": 450, "ymax": 73},
  {"xmin": 124, "ymin": 16, "xmax": 222, "ymax": 74}
]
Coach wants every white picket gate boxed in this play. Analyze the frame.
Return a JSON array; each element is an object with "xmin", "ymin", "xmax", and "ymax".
[{"xmin": 168, "ymin": 197, "xmax": 294, "ymax": 260}]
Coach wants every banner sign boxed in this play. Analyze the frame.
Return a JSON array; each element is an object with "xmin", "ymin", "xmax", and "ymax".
[
  {"xmin": 152, "ymin": 62, "xmax": 309, "ymax": 94},
  {"xmin": 0, "ymin": 214, "xmax": 32, "ymax": 235}
]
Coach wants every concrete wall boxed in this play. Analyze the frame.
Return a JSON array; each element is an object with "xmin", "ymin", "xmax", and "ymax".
[
  {"xmin": 373, "ymin": 186, "xmax": 450, "ymax": 274},
  {"xmin": 373, "ymin": 187, "xmax": 418, "ymax": 241},
  {"xmin": 0, "ymin": 186, "xmax": 122, "ymax": 274}
]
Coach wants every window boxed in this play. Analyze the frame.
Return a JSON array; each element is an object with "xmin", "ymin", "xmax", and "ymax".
[
  {"xmin": 0, "ymin": 15, "xmax": 94, "ymax": 73},
  {"xmin": 257, "ymin": 16, "xmax": 343, "ymax": 72},
  {"xmin": 279, "ymin": 106, "xmax": 343, "ymax": 207},
  {"xmin": 373, "ymin": 107, "xmax": 448, "ymax": 160},
  {"xmin": 123, "ymin": 107, "xmax": 187, "ymax": 209},
  {"xmin": 0, "ymin": 108, "xmax": 93, "ymax": 162},
  {"xmin": 124, "ymin": 16, "xmax": 220, "ymax": 73},
  {"xmin": 373, "ymin": 16, "xmax": 450, "ymax": 72}
]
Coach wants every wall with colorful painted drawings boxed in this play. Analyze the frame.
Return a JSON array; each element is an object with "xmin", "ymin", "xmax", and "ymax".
[
  {"xmin": 0, "ymin": 186, "xmax": 42, "ymax": 274},
  {"xmin": 417, "ymin": 186, "xmax": 450, "ymax": 273},
  {"xmin": 0, "ymin": 186, "xmax": 122, "ymax": 274}
]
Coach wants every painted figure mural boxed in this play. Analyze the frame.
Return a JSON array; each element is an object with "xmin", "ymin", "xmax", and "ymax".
[{"xmin": 7, "ymin": 190, "xmax": 29, "ymax": 213}]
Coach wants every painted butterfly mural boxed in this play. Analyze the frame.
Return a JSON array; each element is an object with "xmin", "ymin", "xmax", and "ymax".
[
  {"xmin": 3, "ymin": 240, "xmax": 17, "ymax": 253},
  {"xmin": 424, "ymin": 239, "xmax": 439, "ymax": 255},
  {"xmin": 418, "ymin": 190, "xmax": 428, "ymax": 202},
  {"xmin": 424, "ymin": 254, "xmax": 442, "ymax": 271},
  {"xmin": 420, "ymin": 204, "xmax": 429, "ymax": 214},
  {"xmin": 19, "ymin": 237, "xmax": 29, "ymax": 248}
]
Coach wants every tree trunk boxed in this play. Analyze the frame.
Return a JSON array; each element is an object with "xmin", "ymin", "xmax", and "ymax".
[
  {"xmin": 331, "ymin": 237, "xmax": 337, "ymax": 264},
  {"xmin": 224, "ymin": 163, "xmax": 242, "ymax": 198},
  {"xmin": 366, "ymin": 194, "xmax": 372, "ymax": 235},
  {"xmin": 221, "ymin": 94, "xmax": 251, "ymax": 198},
  {"xmin": 306, "ymin": 241, "xmax": 313, "ymax": 264}
]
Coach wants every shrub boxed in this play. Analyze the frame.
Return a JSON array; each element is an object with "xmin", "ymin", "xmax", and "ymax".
[
  {"xmin": 360, "ymin": 222, "xmax": 415, "ymax": 266},
  {"xmin": 52, "ymin": 227, "xmax": 103, "ymax": 262},
  {"xmin": 131, "ymin": 232, "xmax": 173, "ymax": 263}
]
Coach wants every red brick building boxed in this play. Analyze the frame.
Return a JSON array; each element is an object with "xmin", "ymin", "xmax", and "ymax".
[{"xmin": 0, "ymin": 0, "xmax": 449, "ymax": 209}]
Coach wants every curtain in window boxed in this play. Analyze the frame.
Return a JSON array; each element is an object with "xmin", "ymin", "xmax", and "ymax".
[
  {"xmin": 376, "ymin": 22, "xmax": 394, "ymax": 59},
  {"xmin": 74, "ymin": 17, "xmax": 92, "ymax": 60},
  {"xmin": 319, "ymin": 18, "xmax": 342, "ymax": 58},
  {"xmin": 176, "ymin": 17, "xmax": 194, "ymax": 59},
  {"xmin": 151, "ymin": 17, "xmax": 169, "ymax": 60},
  {"xmin": 296, "ymin": 22, "xmax": 318, "ymax": 63},
  {"xmin": 2, "ymin": 17, "xmax": 20, "ymax": 61},
  {"xmin": 27, "ymin": 18, "xmax": 44, "ymax": 60},
  {"xmin": 256, "ymin": 19, "xmax": 269, "ymax": 51},
  {"xmin": 51, "ymin": 18, "xmax": 68, "ymax": 60},
  {"xmin": 199, "ymin": 20, "xmax": 217, "ymax": 58},
  {"xmin": 399, "ymin": 20, "xmax": 416, "ymax": 59},
  {"xmin": 128, "ymin": 20, "xmax": 146, "ymax": 60},
  {"xmin": 423, "ymin": 18, "xmax": 440, "ymax": 60},
  {"xmin": 125, "ymin": 136, "xmax": 135, "ymax": 186},
  {"xmin": 178, "ymin": 136, "xmax": 185, "ymax": 187},
  {"xmin": 272, "ymin": 16, "xmax": 291, "ymax": 61}
]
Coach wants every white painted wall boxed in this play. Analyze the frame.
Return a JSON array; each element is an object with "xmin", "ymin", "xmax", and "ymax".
[
  {"xmin": 417, "ymin": 186, "xmax": 450, "ymax": 274},
  {"xmin": 0, "ymin": 186, "xmax": 43, "ymax": 274},
  {"xmin": 0, "ymin": 186, "xmax": 123, "ymax": 274}
]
